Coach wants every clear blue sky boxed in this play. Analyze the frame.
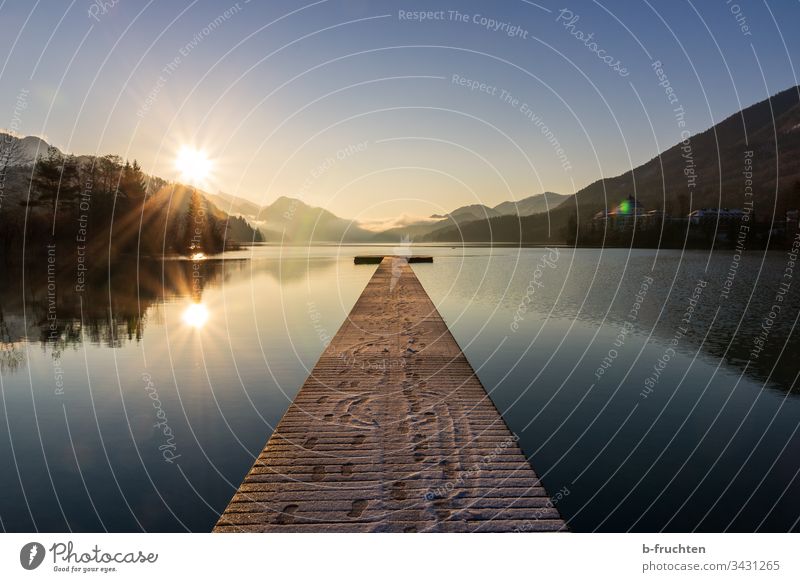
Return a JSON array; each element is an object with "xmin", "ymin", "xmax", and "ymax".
[{"xmin": 1, "ymin": 0, "xmax": 798, "ymax": 221}]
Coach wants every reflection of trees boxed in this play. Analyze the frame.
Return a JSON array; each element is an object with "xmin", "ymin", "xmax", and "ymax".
[
  {"xmin": 549, "ymin": 258, "xmax": 800, "ymax": 395},
  {"xmin": 0, "ymin": 312, "xmax": 25, "ymax": 372},
  {"xmin": 0, "ymin": 252, "xmax": 340, "ymax": 355},
  {"xmin": 0, "ymin": 343, "xmax": 24, "ymax": 372},
  {"xmin": 0, "ymin": 254, "xmax": 226, "ymax": 348},
  {"xmin": 0, "ymin": 251, "xmax": 346, "ymax": 376}
]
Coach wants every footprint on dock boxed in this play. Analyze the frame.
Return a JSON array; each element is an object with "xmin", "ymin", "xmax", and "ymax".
[
  {"xmin": 303, "ymin": 437, "xmax": 318, "ymax": 449},
  {"xmin": 316, "ymin": 395, "xmax": 328, "ymax": 404},
  {"xmin": 275, "ymin": 504, "xmax": 299, "ymax": 525},
  {"xmin": 347, "ymin": 499, "xmax": 368, "ymax": 518},
  {"xmin": 435, "ymin": 508, "xmax": 451, "ymax": 520},
  {"xmin": 440, "ymin": 459, "xmax": 457, "ymax": 479},
  {"xmin": 351, "ymin": 434, "xmax": 366, "ymax": 445},
  {"xmin": 312, "ymin": 466, "xmax": 325, "ymax": 481},
  {"xmin": 391, "ymin": 481, "xmax": 407, "ymax": 501},
  {"xmin": 341, "ymin": 462, "xmax": 353, "ymax": 476}
]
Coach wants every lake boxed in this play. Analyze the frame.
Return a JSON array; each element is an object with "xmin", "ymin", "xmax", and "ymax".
[{"xmin": 1, "ymin": 245, "xmax": 798, "ymax": 532}]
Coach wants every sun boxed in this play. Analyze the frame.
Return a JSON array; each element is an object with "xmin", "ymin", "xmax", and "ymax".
[
  {"xmin": 182, "ymin": 302, "xmax": 209, "ymax": 329},
  {"xmin": 175, "ymin": 146, "xmax": 211, "ymax": 186}
]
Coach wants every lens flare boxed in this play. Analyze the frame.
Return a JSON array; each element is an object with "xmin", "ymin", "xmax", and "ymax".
[
  {"xmin": 175, "ymin": 146, "xmax": 211, "ymax": 185},
  {"xmin": 182, "ymin": 302, "xmax": 209, "ymax": 328}
]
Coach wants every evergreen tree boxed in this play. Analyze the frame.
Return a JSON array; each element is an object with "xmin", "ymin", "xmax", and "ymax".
[
  {"xmin": 563, "ymin": 212, "xmax": 578, "ymax": 246},
  {"xmin": 99, "ymin": 154, "xmax": 123, "ymax": 194},
  {"xmin": 183, "ymin": 189, "xmax": 203, "ymax": 254},
  {"xmin": 33, "ymin": 147, "xmax": 80, "ymax": 211},
  {"xmin": 119, "ymin": 159, "xmax": 146, "ymax": 199}
]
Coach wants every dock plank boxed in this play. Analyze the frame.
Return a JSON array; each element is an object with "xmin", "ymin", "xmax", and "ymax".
[{"xmin": 214, "ymin": 257, "xmax": 566, "ymax": 532}]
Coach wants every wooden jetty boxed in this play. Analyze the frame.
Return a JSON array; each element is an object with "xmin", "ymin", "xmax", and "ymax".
[
  {"xmin": 214, "ymin": 257, "xmax": 566, "ymax": 532},
  {"xmin": 354, "ymin": 255, "xmax": 433, "ymax": 264}
]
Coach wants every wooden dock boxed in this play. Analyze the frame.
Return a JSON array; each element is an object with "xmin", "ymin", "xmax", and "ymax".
[
  {"xmin": 354, "ymin": 255, "xmax": 433, "ymax": 264},
  {"xmin": 214, "ymin": 257, "xmax": 566, "ymax": 532}
]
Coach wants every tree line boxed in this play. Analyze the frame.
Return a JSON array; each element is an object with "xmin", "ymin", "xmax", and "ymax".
[{"xmin": 0, "ymin": 143, "xmax": 250, "ymax": 262}]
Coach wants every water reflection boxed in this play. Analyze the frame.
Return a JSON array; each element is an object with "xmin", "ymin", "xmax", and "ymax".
[
  {"xmin": 0, "ymin": 247, "xmax": 377, "ymax": 532},
  {"xmin": 0, "ymin": 251, "xmax": 340, "ymax": 353},
  {"xmin": 413, "ymin": 248, "xmax": 800, "ymax": 532},
  {"xmin": 415, "ymin": 249, "xmax": 800, "ymax": 395},
  {"xmin": 1, "ymin": 245, "xmax": 799, "ymax": 533},
  {"xmin": 182, "ymin": 303, "xmax": 209, "ymax": 329}
]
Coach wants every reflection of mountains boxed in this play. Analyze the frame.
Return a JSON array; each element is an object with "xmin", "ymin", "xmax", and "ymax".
[
  {"xmin": 249, "ymin": 256, "xmax": 338, "ymax": 285},
  {"xmin": 548, "ymin": 254, "xmax": 800, "ymax": 394},
  {"xmin": 0, "ymin": 254, "xmax": 338, "ymax": 351}
]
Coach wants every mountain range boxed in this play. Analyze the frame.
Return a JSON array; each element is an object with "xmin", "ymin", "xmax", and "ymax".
[
  {"xmin": 424, "ymin": 85, "xmax": 800, "ymax": 243},
  {"xmin": 204, "ymin": 86, "xmax": 800, "ymax": 244},
  {"xmin": 3, "ymin": 84, "xmax": 799, "ymax": 248},
  {"xmin": 206, "ymin": 191, "xmax": 569, "ymax": 243}
]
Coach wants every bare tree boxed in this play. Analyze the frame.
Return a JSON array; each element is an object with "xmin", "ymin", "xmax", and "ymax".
[
  {"xmin": 0, "ymin": 133, "xmax": 23, "ymax": 212},
  {"xmin": 0, "ymin": 133, "xmax": 22, "ymax": 168}
]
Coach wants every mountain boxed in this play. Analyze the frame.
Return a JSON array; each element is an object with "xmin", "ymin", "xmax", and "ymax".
[
  {"xmin": 432, "ymin": 204, "xmax": 502, "ymax": 222},
  {"xmin": 374, "ymin": 203, "xmax": 500, "ymax": 242},
  {"xmin": 424, "ymin": 85, "xmax": 800, "ymax": 243},
  {"xmin": 203, "ymin": 192, "xmax": 376, "ymax": 243},
  {"xmin": 205, "ymin": 191, "xmax": 262, "ymax": 220},
  {"xmin": 493, "ymin": 192, "xmax": 569, "ymax": 216},
  {"xmin": 0, "ymin": 133, "xmax": 59, "ymax": 166},
  {"xmin": 255, "ymin": 196, "xmax": 374, "ymax": 243},
  {"xmin": 14, "ymin": 80, "xmax": 800, "ymax": 251},
  {"xmin": 371, "ymin": 193, "xmax": 566, "ymax": 241}
]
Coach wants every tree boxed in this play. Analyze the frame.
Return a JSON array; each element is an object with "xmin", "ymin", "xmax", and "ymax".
[
  {"xmin": 32, "ymin": 147, "xmax": 80, "ymax": 211},
  {"xmin": 563, "ymin": 212, "xmax": 578, "ymax": 246},
  {"xmin": 180, "ymin": 188, "xmax": 225, "ymax": 255},
  {"xmin": 183, "ymin": 189, "xmax": 203, "ymax": 253},
  {"xmin": 0, "ymin": 134, "xmax": 22, "ymax": 173},
  {"xmin": 121, "ymin": 159, "xmax": 146, "ymax": 199},
  {"xmin": 98, "ymin": 154, "xmax": 123, "ymax": 193},
  {"xmin": 0, "ymin": 135, "xmax": 21, "ymax": 214}
]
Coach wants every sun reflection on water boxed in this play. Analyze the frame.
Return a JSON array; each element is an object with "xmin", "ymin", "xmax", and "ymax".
[{"xmin": 182, "ymin": 302, "xmax": 209, "ymax": 329}]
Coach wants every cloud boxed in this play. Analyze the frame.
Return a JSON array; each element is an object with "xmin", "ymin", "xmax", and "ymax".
[{"xmin": 356, "ymin": 213, "xmax": 440, "ymax": 232}]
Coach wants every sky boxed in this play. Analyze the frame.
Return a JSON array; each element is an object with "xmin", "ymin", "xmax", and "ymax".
[{"xmin": 1, "ymin": 0, "xmax": 799, "ymax": 222}]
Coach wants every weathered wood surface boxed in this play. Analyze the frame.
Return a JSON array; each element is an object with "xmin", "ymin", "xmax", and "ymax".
[{"xmin": 214, "ymin": 257, "xmax": 566, "ymax": 532}]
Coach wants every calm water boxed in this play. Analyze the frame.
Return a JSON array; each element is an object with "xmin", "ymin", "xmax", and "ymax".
[{"xmin": 1, "ymin": 245, "xmax": 798, "ymax": 532}]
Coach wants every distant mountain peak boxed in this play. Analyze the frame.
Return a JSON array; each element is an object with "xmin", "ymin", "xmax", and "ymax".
[
  {"xmin": 0, "ymin": 132, "xmax": 60, "ymax": 165},
  {"xmin": 493, "ymin": 192, "xmax": 569, "ymax": 216}
]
